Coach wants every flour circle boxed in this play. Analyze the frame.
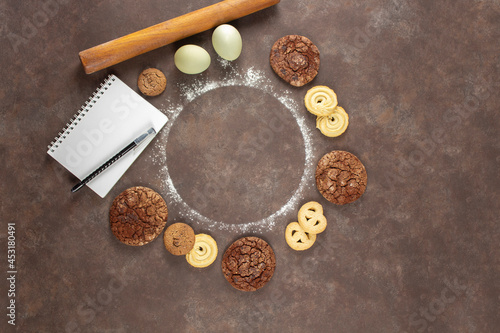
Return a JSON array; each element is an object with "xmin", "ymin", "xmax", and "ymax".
[{"xmin": 156, "ymin": 66, "xmax": 314, "ymax": 233}]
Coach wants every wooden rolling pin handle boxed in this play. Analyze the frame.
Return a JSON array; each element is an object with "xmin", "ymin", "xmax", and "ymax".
[{"xmin": 79, "ymin": 0, "xmax": 280, "ymax": 74}]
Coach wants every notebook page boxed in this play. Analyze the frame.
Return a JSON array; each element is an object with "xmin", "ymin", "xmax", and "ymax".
[{"xmin": 48, "ymin": 75, "xmax": 168, "ymax": 197}]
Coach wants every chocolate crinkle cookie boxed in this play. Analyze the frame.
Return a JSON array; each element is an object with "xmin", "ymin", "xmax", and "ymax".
[
  {"xmin": 270, "ymin": 35, "xmax": 320, "ymax": 87},
  {"xmin": 109, "ymin": 186, "xmax": 168, "ymax": 246},
  {"xmin": 221, "ymin": 237, "xmax": 276, "ymax": 292},
  {"xmin": 316, "ymin": 150, "xmax": 367, "ymax": 205}
]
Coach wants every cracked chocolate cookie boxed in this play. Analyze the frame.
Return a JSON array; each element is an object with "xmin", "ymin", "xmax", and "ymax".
[
  {"xmin": 137, "ymin": 68, "xmax": 167, "ymax": 96},
  {"xmin": 110, "ymin": 186, "xmax": 168, "ymax": 246},
  {"xmin": 270, "ymin": 35, "xmax": 320, "ymax": 87},
  {"xmin": 163, "ymin": 223, "xmax": 195, "ymax": 256},
  {"xmin": 316, "ymin": 151, "xmax": 367, "ymax": 205},
  {"xmin": 221, "ymin": 237, "xmax": 276, "ymax": 292}
]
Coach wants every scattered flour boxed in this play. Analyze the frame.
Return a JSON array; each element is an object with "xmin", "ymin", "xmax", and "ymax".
[{"xmin": 153, "ymin": 63, "xmax": 316, "ymax": 233}]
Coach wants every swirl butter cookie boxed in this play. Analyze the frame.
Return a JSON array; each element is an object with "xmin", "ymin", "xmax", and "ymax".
[
  {"xmin": 316, "ymin": 106, "xmax": 349, "ymax": 137},
  {"xmin": 109, "ymin": 186, "xmax": 168, "ymax": 246},
  {"xmin": 186, "ymin": 234, "xmax": 218, "ymax": 268},
  {"xmin": 304, "ymin": 85, "xmax": 338, "ymax": 116},
  {"xmin": 316, "ymin": 150, "xmax": 367, "ymax": 205},
  {"xmin": 221, "ymin": 237, "xmax": 276, "ymax": 291},
  {"xmin": 270, "ymin": 35, "xmax": 320, "ymax": 87}
]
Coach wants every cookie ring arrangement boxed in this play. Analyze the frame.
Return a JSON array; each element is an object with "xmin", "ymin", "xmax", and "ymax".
[{"xmin": 89, "ymin": 4, "xmax": 370, "ymax": 292}]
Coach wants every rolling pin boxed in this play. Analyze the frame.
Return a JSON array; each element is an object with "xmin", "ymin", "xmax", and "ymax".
[{"xmin": 79, "ymin": 0, "xmax": 281, "ymax": 74}]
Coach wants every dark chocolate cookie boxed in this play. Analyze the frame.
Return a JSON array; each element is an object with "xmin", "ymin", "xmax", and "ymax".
[
  {"xmin": 270, "ymin": 35, "xmax": 320, "ymax": 87},
  {"xmin": 137, "ymin": 68, "xmax": 167, "ymax": 96},
  {"xmin": 221, "ymin": 236, "xmax": 276, "ymax": 292},
  {"xmin": 316, "ymin": 151, "xmax": 367, "ymax": 205},
  {"xmin": 109, "ymin": 186, "xmax": 168, "ymax": 246},
  {"xmin": 163, "ymin": 222, "xmax": 195, "ymax": 256}
]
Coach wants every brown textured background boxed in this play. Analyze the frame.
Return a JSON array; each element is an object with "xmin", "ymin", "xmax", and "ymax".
[{"xmin": 1, "ymin": 0, "xmax": 499, "ymax": 332}]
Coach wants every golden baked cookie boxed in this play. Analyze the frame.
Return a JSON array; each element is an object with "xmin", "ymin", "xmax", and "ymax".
[
  {"xmin": 285, "ymin": 222, "xmax": 316, "ymax": 251},
  {"xmin": 298, "ymin": 201, "xmax": 327, "ymax": 234},
  {"xmin": 137, "ymin": 68, "xmax": 167, "ymax": 96},
  {"xmin": 304, "ymin": 85, "xmax": 338, "ymax": 117},
  {"xmin": 316, "ymin": 106, "xmax": 349, "ymax": 137},
  {"xmin": 186, "ymin": 234, "xmax": 218, "ymax": 268},
  {"xmin": 163, "ymin": 223, "xmax": 195, "ymax": 256}
]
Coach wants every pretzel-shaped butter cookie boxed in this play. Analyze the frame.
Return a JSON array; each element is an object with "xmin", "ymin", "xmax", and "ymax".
[
  {"xmin": 316, "ymin": 106, "xmax": 349, "ymax": 137},
  {"xmin": 186, "ymin": 234, "xmax": 218, "ymax": 268},
  {"xmin": 285, "ymin": 222, "xmax": 317, "ymax": 251},
  {"xmin": 304, "ymin": 85, "xmax": 338, "ymax": 117},
  {"xmin": 298, "ymin": 201, "xmax": 327, "ymax": 235},
  {"xmin": 285, "ymin": 201, "xmax": 328, "ymax": 251}
]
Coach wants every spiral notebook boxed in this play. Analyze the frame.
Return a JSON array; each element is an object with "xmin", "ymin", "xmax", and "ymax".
[{"xmin": 47, "ymin": 74, "xmax": 168, "ymax": 198}]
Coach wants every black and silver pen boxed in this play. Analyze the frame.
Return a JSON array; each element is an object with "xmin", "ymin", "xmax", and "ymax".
[{"xmin": 71, "ymin": 127, "xmax": 156, "ymax": 193}]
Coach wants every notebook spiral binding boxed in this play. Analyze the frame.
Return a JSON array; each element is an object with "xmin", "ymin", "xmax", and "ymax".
[{"xmin": 47, "ymin": 75, "xmax": 116, "ymax": 152}]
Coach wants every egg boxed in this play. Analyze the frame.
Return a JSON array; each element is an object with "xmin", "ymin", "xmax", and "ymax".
[
  {"xmin": 174, "ymin": 45, "xmax": 211, "ymax": 74},
  {"xmin": 212, "ymin": 24, "xmax": 242, "ymax": 61}
]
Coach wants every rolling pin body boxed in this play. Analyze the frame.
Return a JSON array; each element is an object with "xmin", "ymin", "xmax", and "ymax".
[{"xmin": 79, "ymin": 0, "xmax": 280, "ymax": 74}]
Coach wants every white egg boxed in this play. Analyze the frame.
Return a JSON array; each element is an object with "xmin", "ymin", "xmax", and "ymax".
[
  {"xmin": 174, "ymin": 45, "xmax": 211, "ymax": 74},
  {"xmin": 212, "ymin": 24, "xmax": 242, "ymax": 61}
]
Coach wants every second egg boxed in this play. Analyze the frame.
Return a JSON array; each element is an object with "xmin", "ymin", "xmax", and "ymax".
[
  {"xmin": 174, "ymin": 45, "xmax": 211, "ymax": 74},
  {"xmin": 212, "ymin": 24, "xmax": 242, "ymax": 61}
]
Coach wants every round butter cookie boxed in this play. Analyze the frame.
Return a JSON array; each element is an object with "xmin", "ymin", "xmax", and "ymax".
[
  {"xmin": 186, "ymin": 234, "xmax": 218, "ymax": 268},
  {"xmin": 316, "ymin": 106, "xmax": 349, "ymax": 137}
]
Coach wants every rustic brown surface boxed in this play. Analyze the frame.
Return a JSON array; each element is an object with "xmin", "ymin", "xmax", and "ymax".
[{"xmin": 1, "ymin": 0, "xmax": 499, "ymax": 332}]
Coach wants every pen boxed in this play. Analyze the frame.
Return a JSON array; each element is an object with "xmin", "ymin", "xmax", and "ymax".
[{"xmin": 71, "ymin": 127, "xmax": 156, "ymax": 193}]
